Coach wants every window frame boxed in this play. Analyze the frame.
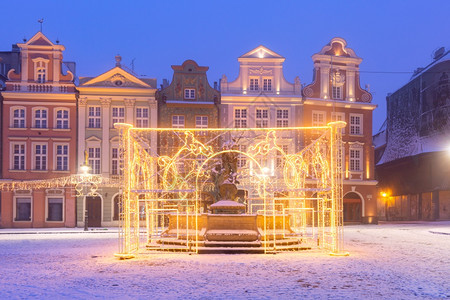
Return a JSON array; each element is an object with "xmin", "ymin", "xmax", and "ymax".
[
  {"xmin": 332, "ymin": 112, "xmax": 346, "ymax": 134},
  {"xmin": 32, "ymin": 57, "xmax": 49, "ymax": 83},
  {"xmin": 54, "ymin": 143, "xmax": 69, "ymax": 172},
  {"xmin": 88, "ymin": 147, "xmax": 101, "ymax": 174},
  {"xmin": 32, "ymin": 142, "xmax": 48, "ymax": 171},
  {"xmin": 11, "ymin": 142, "xmax": 26, "ymax": 171},
  {"xmin": 135, "ymin": 107, "xmax": 149, "ymax": 128},
  {"xmin": 88, "ymin": 106, "xmax": 101, "ymax": 128},
  {"xmin": 172, "ymin": 115, "xmax": 185, "ymax": 128},
  {"xmin": 263, "ymin": 77, "xmax": 273, "ymax": 91},
  {"xmin": 349, "ymin": 113, "xmax": 363, "ymax": 136},
  {"xmin": 14, "ymin": 196, "xmax": 32, "ymax": 222},
  {"xmin": 11, "ymin": 106, "xmax": 26, "ymax": 129},
  {"xmin": 256, "ymin": 108, "xmax": 269, "ymax": 128},
  {"xmin": 32, "ymin": 107, "xmax": 48, "ymax": 129},
  {"xmin": 184, "ymin": 88, "xmax": 196, "ymax": 100},
  {"xmin": 276, "ymin": 109, "xmax": 289, "ymax": 128},
  {"xmin": 249, "ymin": 77, "xmax": 259, "ymax": 91},
  {"xmin": 112, "ymin": 106, "xmax": 125, "ymax": 125},
  {"xmin": 54, "ymin": 108, "xmax": 70, "ymax": 130},
  {"xmin": 234, "ymin": 108, "xmax": 248, "ymax": 128},
  {"xmin": 46, "ymin": 196, "xmax": 64, "ymax": 222}
]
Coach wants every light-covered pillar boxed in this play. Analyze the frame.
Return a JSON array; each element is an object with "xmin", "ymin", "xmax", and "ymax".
[
  {"xmin": 77, "ymin": 97, "xmax": 87, "ymax": 168},
  {"xmin": 100, "ymin": 97, "xmax": 111, "ymax": 176}
]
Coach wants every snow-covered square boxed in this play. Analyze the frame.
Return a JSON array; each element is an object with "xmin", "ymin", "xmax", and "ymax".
[{"xmin": 1, "ymin": 222, "xmax": 449, "ymax": 299}]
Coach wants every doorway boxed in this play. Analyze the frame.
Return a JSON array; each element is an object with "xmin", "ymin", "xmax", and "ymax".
[
  {"xmin": 343, "ymin": 192, "xmax": 362, "ymax": 222},
  {"xmin": 86, "ymin": 196, "xmax": 102, "ymax": 227}
]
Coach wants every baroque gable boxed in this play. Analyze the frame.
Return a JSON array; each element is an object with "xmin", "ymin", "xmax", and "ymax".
[{"xmin": 79, "ymin": 67, "xmax": 152, "ymax": 88}]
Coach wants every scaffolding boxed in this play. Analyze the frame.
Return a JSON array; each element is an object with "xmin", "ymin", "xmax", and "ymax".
[{"xmin": 114, "ymin": 122, "xmax": 347, "ymax": 258}]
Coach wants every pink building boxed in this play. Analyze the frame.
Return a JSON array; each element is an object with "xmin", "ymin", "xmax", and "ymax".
[{"xmin": 0, "ymin": 32, "xmax": 77, "ymax": 228}]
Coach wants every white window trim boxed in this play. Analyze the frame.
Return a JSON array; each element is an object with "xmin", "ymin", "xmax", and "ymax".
[
  {"xmin": 32, "ymin": 107, "xmax": 48, "ymax": 129},
  {"xmin": 13, "ymin": 195, "xmax": 33, "ymax": 222},
  {"xmin": 312, "ymin": 110, "xmax": 326, "ymax": 127},
  {"xmin": 54, "ymin": 107, "xmax": 70, "ymax": 130},
  {"xmin": 10, "ymin": 142, "xmax": 26, "ymax": 171},
  {"xmin": 172, "ymin": 115, "xmax": 185, "ymax": 128},
  {"xmin": 249, "ymin": 77, "xmax": 260, "ymax": 91},
  {"xmin": 349, "ymin": 113, "xmax": 363, "ymax": 136},
  {"xmin": 234, "ymin": 107, "xmax": 248, "ymax": 128},
  {"xmin": 256, "ymin": 108, "xmax": 269, "ymax": 128},
  {"xmin": 276, "ymin": 108, "xmax": 289, "ymax": 128},
  {"xmin": 184, "ymin": 88, "xmax": 196, "ymax": 100},
  {"xmin": 10, "ymin": 106, "xmax": 26, "ymax": 129},
  {"xmin": 45, "ymin": 195, "xmax": 65, "ymax": 223},
  {"xmin": 349, "ymin": 142, "xmax": 364, "ymax": 175},
  {"xmin": 88, "ymin": 106, "xmax": 101, "ymax": 128},
  {"xmin": 54, "ymin": 143, "xmax": 70, "ymax": 172},
  {"xmin": 262, "ymin": 77, "xmax": 273, "ymax": 91},
  {"xmin": 135, "ymin": 107, "xmax": 149, "ymax": 128},
  {"xmin": 112, "ymin": 106, "xmax": 125, "ymax": 126},
  {"xmin": 87, "ymin": 145, "xmax": 101, "ymax": 175},
  {"xmin": 111, "ymin": 145, "xmax": 122, "ymax": 176},
  {"xmin": 31, "ymin": 142, "xmax": 48, "ymax": 171},
  {"xmin": 32, "ymin": 57, "xmax": 49, "ymax": 83}
]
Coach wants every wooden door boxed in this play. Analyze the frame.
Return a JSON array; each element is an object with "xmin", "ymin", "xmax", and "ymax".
[{"xmin": 86, "ymin": 196, "xmax": 102, "ymax": 227}]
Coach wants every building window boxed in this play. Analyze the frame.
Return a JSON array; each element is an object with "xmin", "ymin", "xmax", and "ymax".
[
  {"xmin": 332, "ymin": 112, "xmax": 346, "ymax": 134},
  {"xmin": 136, "ymin": 107, "xmax": 149, "ymax": 128},
  {"xmin": 47, "ymin": 197, "xmax": 63, "ymax": 222},
  {"xmin": 196, "ymin": 116, "xmax": 208, "ymax": 128},
  {"xmin": 263, "ymin": 78, "xmax": 272, "ymax": 91},
  {"xmin": 15, "ymin": 197, "xmax": 31, "ymax": 221},
  {"xmin": 33, "ymin": 58, "xmax": 49, "ymax": 83},
  {"xmin": 237, "ymin": 145, "xmax": 247, "ymax": 168},
  {"xmin": 12, "ymin": 108, "xmax": 25, "ymax": 128},
  {"xmin": 256, "ymin": 109, "xmax": 269, "ymax": 128},
  {"xmin": 88, "ymin": 147, "xmax": 101, "ymax": 174},
  {"xmin": 112, "ymin": 107, "xmax": 125, "ymax": 125},
  {"xmin": 172, "ymin": 115, "xmax": 185, "ymax": 128},
  {"xmin": 184, "ymin": 89, "xmax": 195, "ymax": 99},
  {"xmin": 312, "ymin": 111, "xmax": 326, "ymax": 127},
  {"xmin": 33, "ymin": 143, "xmax": 47, "ymax": 170},
  {"xmin": 234, "ymin": 109, "xmax": 247, "ymax": 128},
  {"xmin": 349, "ymin": 148, "xmax": 362, "ymax": 171},
  {"xmin": 55, "ymin": 144, "xmax": 69, "ymax": 171},
  {"xmin": 12, "ymin": 143, "xmax": 25, "ymax": 170},
  {"xmin": 111, "ymin": 147, "xmax": 122, "ymax": 176},
  {"xmin": 249, "ymin": 78, "xmax": 259, "ymax": 91},
  {"xmin": 332, "ymin": 86, "xmax": 342, "ymax": 99},
  {"xmin": 33, "ymin": 109, "xmax": 48, "ymax": 129},
  {"xmin": 55, "ymin": 109, "xmax": 69, "ymax": 129},
  {"xmin": 276, "ymin": 109, "xmax": 289, "ymax": 127},
  {"xmin": 88, "ymin": 106, "xmax": 101, "ymax": 128},
  {"xmin": 350, "ymin": 114, "xmax": 363, "ymax": 135}
]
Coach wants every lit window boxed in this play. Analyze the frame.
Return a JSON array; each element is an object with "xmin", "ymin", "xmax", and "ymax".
[
  {"xmin": 56, "ymin": 109, "xmax": 69, "ymax": 129},
  {"xmin": 15, "ymin": 197, "xmax": 31, "ymax": 221},
  {"xmin": 350, "ymin": 114, "xmax": 362, "ymax": 135},
  {"xmin": 55, "ymin": 144, "xmax": 69, "ymax": 171},
  {"xmin": 12, "ymin": 108, "xmax": 25, "ymax": 128},
  {"xmin": 276, "ymin": 109, "xmax": 289, "ymax": 127},
  {"xmin": 34, "ymin": 109, "xmax": 48, "ymax": 128},
  {"xmin": 172, "ymin": 115, "xmax": 185, "ymax": 128},
  {"xmin": 33, "ymin": 58, "xmax": 48, "ymax": 83},
  {"xmin": 88, "ymin": 106, "xmax": 101, "ymax": 128},
  {"xmin": 112, "ymin": 107, "xmax": 125, "ymax": 125},
  {"xmin": 88, "ymin": 147, "xmax": 101, "ymax": 174},
  {"xmin": 256, "ymin": 109, "xmax": 269, "ymax": 128},
  {"xmin": 34, "ymin": 144, "xmax": 47, "ymax": 170},
  {"xmin": 12, "ymin": 143, "xmax": 25, "ymax": 170},
  {"xmin": 263, "ymin": 78, "xmax": 272, "ymax": 91},
  {"xmin": 249, "ymin": 78, "xmax": 259, "ymax": 91},
  {"xmin": 234, "ymin": 109, "xmax": 247, "ymax": 128},
  {"xmin": 350, "ymin": 149, "xmax": 362, "ymax": 171},
  {"xmin": 136, "ymin": 107, "xmax": 149, "ymax": 128},
  {"xmin": 47, "ymin": 197, "xmax": 63, "ymax": 222},
  {"xmin": 332, "ymin": 86, "xmax": 342, "ymax": 99},
  {"xmin": 184, "ymin": 89, "xmax": 195, "ymax": 99}
]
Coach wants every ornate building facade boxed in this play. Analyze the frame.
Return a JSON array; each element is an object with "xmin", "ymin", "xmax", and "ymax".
[
  {"xmin": 220, "ymin": 46, "xmax": 302, "ymax": 208},
  {"xmin": 302, "ymin": 38, "xmax": 377, "ymax": 223},
  {"xmin": 77, "ymin": 56, "xmax": 157, "ymax": 227},
  {"xmin": 0, "ymin": 32, "xmax": 77, "ymax": 228}
]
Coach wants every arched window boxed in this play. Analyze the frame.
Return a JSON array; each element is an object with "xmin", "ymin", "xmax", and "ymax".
[
  {"xmin": 33, "ymin": 108, "xmax": 48, "ymax": 128},
  {"xmin": 12, "ymin": 107, "xmax": 26, "ymax": 128},
  {"xmin": 55, "ymin": 108, "xmax": 69, "ymax": 129}
]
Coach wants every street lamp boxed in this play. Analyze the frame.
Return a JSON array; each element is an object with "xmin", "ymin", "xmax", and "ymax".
[{"xmin": 381, "ymin": 192, "xmax": 388, "ymax": 221}]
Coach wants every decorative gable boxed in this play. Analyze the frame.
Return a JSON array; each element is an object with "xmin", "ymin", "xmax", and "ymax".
[
  {"xmin": 80, "ymin": 67, "xmax": 152, "ymax": 88},
  {"xmin": 239, "ymin": 46, "xmax": 284, "ymax": 60}
]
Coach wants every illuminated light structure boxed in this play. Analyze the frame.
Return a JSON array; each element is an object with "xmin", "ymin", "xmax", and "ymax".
[{"xmin": 114, "ymin": 121, "xmax": 347, "ymax": 258}]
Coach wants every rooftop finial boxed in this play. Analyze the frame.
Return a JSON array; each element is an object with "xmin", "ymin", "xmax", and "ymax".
[
  {"xmin": 38, "ymin": 18, "xmax": 44, "ymax": 32},
  {"xmin": 115, "ymin": 54, "xmax": 122, "ymax": 67}
]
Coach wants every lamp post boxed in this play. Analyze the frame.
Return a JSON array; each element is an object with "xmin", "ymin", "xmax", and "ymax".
[
  {"xmin": 381, "ymin": 192, "xmax": 388, "ymax": 221},
  {"xmin": 80, "ymin": 163, "xmax": 91, "ymax": 231}
]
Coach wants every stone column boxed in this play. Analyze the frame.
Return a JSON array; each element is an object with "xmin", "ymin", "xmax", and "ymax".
[
  {"xmin": 320, "ymin": 65, "xmax": 330, "ymax": 99},
  {"xmin": 124, "ymin": 98, "xmax": 136, "ymax": 125},
  {"xmin": 346, "ymin": 70, "xmax": 356, "ymax": 101},
  {"xmin": 100, "ymin": 97, "xmax": 112, "ymax": 176}
]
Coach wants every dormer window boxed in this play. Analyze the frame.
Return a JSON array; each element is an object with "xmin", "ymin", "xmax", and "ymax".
[
  {"xmin": 249, "ymin": 78, "xmax": 259, "ymax": 91},
  {"xmin": 263, "ymin": 78, "xmax": 272, "ymax": 91},
  {"xmin": 332, "ymin": 86, "xmax": 342, "ymax": 99},
  {"xmin": 184, "ymin": 89, "xmax": 195, "ymax": 99},
  {"xmin": 32, "ymin": 58, "xmax": 49, "ymax": 83}
]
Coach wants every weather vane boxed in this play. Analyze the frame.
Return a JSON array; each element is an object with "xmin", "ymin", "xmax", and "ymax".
[{"xmin": 38, "ymin": 18, "xmax": 44, "ymax": 32}]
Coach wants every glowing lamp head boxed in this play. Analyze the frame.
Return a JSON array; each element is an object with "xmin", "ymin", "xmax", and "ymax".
[
  {"xmin": 381, "ymin": 192, "xmax": 387, "ymax": 198},
  {"xmin": 262, "ymin": 167, "xmax": 270, "ymax": 174},
  {"xmin": 80, "ymin": 164, "xmax": 90, "ymax": 175}
]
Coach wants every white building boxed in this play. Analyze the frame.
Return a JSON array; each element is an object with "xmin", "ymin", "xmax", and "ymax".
[{"xmin": 76, "ymin": 56, "xmax": 157, "ymax": 227}]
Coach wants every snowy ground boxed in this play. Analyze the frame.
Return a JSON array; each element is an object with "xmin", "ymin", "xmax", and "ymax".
[{"xmin": 1, "ymin": 222, "xmax": 449, "ymax": 299}]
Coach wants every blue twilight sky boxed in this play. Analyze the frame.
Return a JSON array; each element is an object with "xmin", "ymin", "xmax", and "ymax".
[{"xmin": 1, "ymin": 0, "xmax": 449, "ymax": 133}]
